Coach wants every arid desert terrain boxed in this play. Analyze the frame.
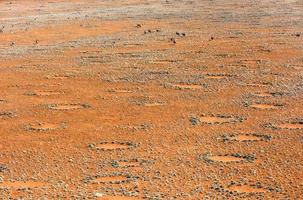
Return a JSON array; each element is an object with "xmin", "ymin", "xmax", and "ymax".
[{"xmin": 0, "ymin": 0, "xmax": 303, "ymax": 199}]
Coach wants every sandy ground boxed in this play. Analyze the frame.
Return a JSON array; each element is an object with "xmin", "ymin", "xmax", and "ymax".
[{"xmin": 0, "ymin": 0, "xmax": 303, "ymax": 199}]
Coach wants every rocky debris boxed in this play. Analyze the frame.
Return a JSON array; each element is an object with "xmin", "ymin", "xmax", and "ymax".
[
  {"xmin": 190, "ymin": 116, "xmax": 200, "ymax": 125},
  {"xmin": 0, "ymin": 111, "xmax": 15, "ymax": 118},
  {"xmin": 176, "ymin": 32, "xmax": 186, "ymax": 37},
  {"xmin": 170, "ymin": 38, "xmax": 176, "ymax": 44},
  {"xmin": 0, "ymin": 165, "xmax": 8, "ymax": 173}
]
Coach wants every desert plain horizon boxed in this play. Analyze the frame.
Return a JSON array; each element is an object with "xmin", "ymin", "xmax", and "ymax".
[{"xmin": 0, "ymin": 0, "xmax": 302, "ymax": 199}]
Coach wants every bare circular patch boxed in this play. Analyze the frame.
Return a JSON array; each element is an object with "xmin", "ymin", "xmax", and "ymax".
[
  {"xmin": 112, "ymin": 159, "xmax": 141, "ymax": 168},
  {"xmin": 143, "ymin": 102, "xmax": 165, "ymax": 107},
  {"xmin": 108, "ymin": 89, "xmax": 133, "ymax": 94},
  {"xmin": 27, "ymin": 122, "xmax": 61, "ymax": 131},
  {"xmin": 203, "ymin": 153, "xmax": 255, "ymax": 163},
  {"xmin": 249, "ymin": 103, "xmax": 282, "ymax": 110},
  {"xmin": 46, "ymin": 74, "xmax": 75, "ymax": 80},
  {"xmin": 230, "ymin": 135, "xmax": 262, "ymax": 141},
  {"xmin": 253, "ymin": 92, "xmax": 274, "ymax": 97},
  {"xmin": 149, "ymin": 59, "xmax": 181, "ymax": 64},
  {"xmin": 192, "ymin": 114, "xmax": 245, "ymax": 125},
  {"xmin": 252, "ymin": 92, "xmax": 284, "ymax": 98},
  {"xmin": 199, "ymin": 116, "xmax": 236, "ymax": 124},
  {"xmin": 208, "ymin": 155, "xmax": 245, "ymax": 162},
  {"xmin": 95, "ymin": 142, "xmax": 136, "ymax": 151},
  {"xmin": 222, "ymin": 134, "xmax": 272, "ymax": 142},
  {"xmin": 170, "ymin": 84, "xmax": 203, "ymax": 90},
  {"xmin": 227, "ymin": 184, "xmax": 267, "ymax": 194},
  {"xmin": 47, "ymin": 103, "xmax": 90, "ymax": 111},
  {"xmin": 27, "ymin": 91, "xmax": 61, "ymax": 96}
]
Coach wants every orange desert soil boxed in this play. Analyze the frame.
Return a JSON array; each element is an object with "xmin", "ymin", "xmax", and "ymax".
[{"xmin": 0, "ymin": 0, "xmax": 303, "ymax": 199}]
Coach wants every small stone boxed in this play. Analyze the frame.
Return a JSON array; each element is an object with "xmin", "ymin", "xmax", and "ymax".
[
  {"xmin": 190, "ymin": 117, "xmax": 200, "ymax": 125},
  {"xmin": 94, "ymin": 192, "xmax": 104, "ymax": 197}
]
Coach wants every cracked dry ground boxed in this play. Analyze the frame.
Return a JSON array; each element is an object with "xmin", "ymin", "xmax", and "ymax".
[{"xmin": 0, "ymin": 0, "xmax": 303, "ymax": 199}]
